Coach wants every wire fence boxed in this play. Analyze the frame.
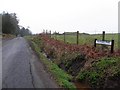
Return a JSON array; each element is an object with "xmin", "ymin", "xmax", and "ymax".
[{"xmin": 41, "ymin": 30, "xmax": 119, "ymax": 50}]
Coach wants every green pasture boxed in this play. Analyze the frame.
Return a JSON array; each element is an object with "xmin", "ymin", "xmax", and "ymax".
[{"xmin": 52, "ymin": 33, "xmax": 119, "ymax": 49}]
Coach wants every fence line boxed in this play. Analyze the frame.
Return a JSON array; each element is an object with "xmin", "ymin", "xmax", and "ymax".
[{"xmin": 42, "ymin": 30, "xmax": 116, "ymax": 53}]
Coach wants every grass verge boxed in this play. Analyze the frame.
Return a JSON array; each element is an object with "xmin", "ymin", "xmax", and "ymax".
[
  {"xmin": 25, "ymin": 36, "xmax": 76, "ymax": 89},
  {"xmin": 2, "ymin": 34, "xmax": 16, "ymax": 39}
]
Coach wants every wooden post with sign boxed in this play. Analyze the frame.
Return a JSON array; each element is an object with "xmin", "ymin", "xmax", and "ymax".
[
  {"xmin": 111, "ymin": 40, "xmax": 114, "ymax": 53},
  {"xmin": 94, "ymin": 39, "xmax": 114, "ymax": 53},
  {"xmin": 102, "ymin": 31, "xmax": 105, "ymax": 50},
  {"xmin": 94, "ymin": 39, "xmax": 97, "ymax": 47}
]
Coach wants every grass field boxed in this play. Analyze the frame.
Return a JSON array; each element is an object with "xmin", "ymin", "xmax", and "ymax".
[{"xmin": 52, "ymin": 33, "xmax": 119, "ymax": 49}]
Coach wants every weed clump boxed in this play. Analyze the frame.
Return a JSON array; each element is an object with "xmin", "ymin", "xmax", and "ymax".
[{"xmin": 77, "ymin": 57, "xmax": 120, "ymax": 88}]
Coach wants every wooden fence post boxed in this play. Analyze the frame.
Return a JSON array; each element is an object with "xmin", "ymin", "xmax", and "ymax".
[
  {"xmin": 64, "ymin": 32, "xmax": 66, "ymax": 43},
  {"xmin": 94, "ymin": 39, "xmax": 97, "ymax": 47},
  {"xmin": 77, "ymin": 31, "xmax": 79, "ymax": 45},
  {"xmin": 46, "ymin": 30, "xmax": 48, "ymax": 35},
  {"xmin": 111, "ymin": 40, "xmax": 114, "ymax": 53},
  {"xmin": 102, "ymin": 31, "xmax": 105, "ymax": 41},
  {"xmin": 50, "ymin": 30, "xmax": 51, "ymax": 37},
  {"xmin": 55, "ymin": 31, "xmax": 57, "ymax": 39},
  {"xmin": 102, "ymin": 31, "xmax": 105, "ymax": 50}
]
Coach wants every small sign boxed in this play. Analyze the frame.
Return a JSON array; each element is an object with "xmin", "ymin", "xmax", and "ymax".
[
  {"xmin": 94, "ymin": 31, "xmax": 114, "ymax": 53},
  {"xmin": 96, "ymin": 40, "xmax": 112, "ymax": 45}
]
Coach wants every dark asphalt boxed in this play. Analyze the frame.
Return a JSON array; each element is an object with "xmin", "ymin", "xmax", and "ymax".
[{"xmin": 2, "ymin": 37, "xmax": 58, "ymax": 88}]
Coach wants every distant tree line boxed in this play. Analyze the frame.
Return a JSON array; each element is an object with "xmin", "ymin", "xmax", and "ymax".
[
  {"xmin": 19, "ymin": 27, "xmax": 32, "ymax": 37},
  {"xmin": 1, "ymin": 12, "xmax": 32, "ymax": 36}
]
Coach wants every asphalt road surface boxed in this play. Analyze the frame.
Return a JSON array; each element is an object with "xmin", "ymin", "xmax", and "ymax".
[{"xmin": 2, "ymin": 37, "xmax": 58, "ymax": 88}]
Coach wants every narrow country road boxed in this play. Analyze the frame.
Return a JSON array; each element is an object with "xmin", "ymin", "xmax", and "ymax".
[{"xmin": 2, "ymin": 37, "xmax": 58, "ymax": 88}]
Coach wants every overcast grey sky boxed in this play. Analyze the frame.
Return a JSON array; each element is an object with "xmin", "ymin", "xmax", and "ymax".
[{"xmin": 0, "ymin": 0, "xmax": 119, "ymax": 34}]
